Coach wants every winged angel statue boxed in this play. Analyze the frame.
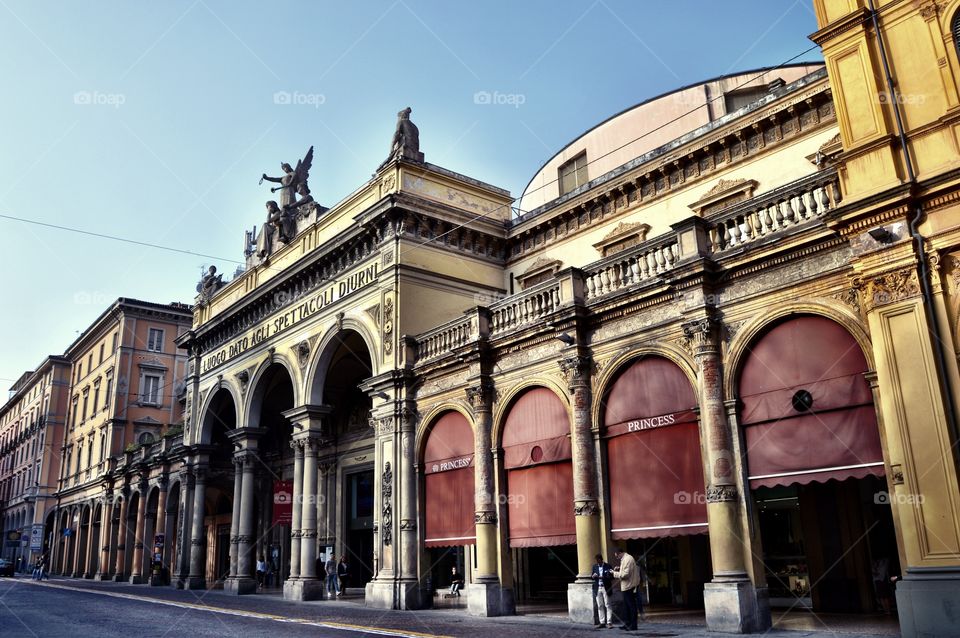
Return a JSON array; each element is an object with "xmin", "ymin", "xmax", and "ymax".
[{"xmin": 257, "ymin": 146, "xmax": 313, "ymax": 259}]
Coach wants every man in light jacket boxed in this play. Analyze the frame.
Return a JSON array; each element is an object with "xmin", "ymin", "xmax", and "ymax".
[{"xmin": 613, "ymin": 548, "xmax": 641, "ymax": 630}]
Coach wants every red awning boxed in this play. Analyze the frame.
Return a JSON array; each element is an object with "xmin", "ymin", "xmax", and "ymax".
[
  {"xmin": 602, "ymin": 357, "xmax": 707, "ymax": 539},
  {"xmin": 424, "ymin": 411, "xmax": 475, "ymax": 547},
  {"xmin": 739, "ymin": 316, "xmax": 885, "ymax": 489},
  {"xmin": 502, "ymin": 388, "xmax": 576, "ymax": 547},
  {"xmin": 506, "ymin": 462, "xmax": 577, "ymax": 547}
]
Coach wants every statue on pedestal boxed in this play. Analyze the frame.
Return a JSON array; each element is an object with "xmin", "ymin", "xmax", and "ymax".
[
  {"xmin": 378, "ymin": 107, "xmax": 423, "ymax": 170},
  {"xmin": 196, "ymin": 265, "xmax": 224, "ymax": 301},
  {"xmin": 261, "ymin": 146, "xmax": 313, "ymax": 210}
]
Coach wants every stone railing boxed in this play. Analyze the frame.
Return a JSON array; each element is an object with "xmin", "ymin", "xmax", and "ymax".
[
  {"xmin": 583, "ymin": 234, "xmax": 680, "ymax": 301},
  {"xmin": 415, "ymin": 314, "xmax": 477, "ymax": 363},
  {"xmin": 707, "ymin": 169, "xmax": 840, "ymax": 253},
  {"xmin": 490, "ymin": 279, "xmax": 562, "ymax": 336}
]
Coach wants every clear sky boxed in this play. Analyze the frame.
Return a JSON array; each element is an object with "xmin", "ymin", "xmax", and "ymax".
[{"xmin": 0, "ymin": 0, "xmax": 821, "ymax": 389}]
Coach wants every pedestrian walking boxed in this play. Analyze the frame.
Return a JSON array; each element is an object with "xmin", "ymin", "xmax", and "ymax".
[
  {"xmin": 256, "ymin": 555, "xmax": 267, "ymax": 590},
  {"xmin": 591, "ymin": 553, "xmax": 615, "ymax": 628},
  {"xmin": 325, "ymin": 555, "xmax": 339, "ymax": 597},
  {"xmin": 613, "ymin": 548, "xmax": 641, "ymax": 630}
]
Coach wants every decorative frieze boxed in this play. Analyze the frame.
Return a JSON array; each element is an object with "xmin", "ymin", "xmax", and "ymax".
[
  {"xmin": 706, "ymin": 484, "xmax": 738, "ymax": 503},
  {"xmin": 475, "ymin": 511, "xmax": 498, "ymax": 525},
  {"xmin": 574, "ymin": 500, "xmax": 600, "ymax": 516}
]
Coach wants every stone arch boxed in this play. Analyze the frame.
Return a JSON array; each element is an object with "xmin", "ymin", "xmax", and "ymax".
[
  {"xmin": 591, "ymin": 343, "xmax": 699, "ymax": 430},
  {"xmin": 196, "ymin": 382, "xmax": 242, "ymax": 445},
  {"xmin": 723, "ymin": 299, "xmax": 873, "ymax": 400},
  {"xmin": 304, "ymin": 316, "xmax": 380, "ymax": 405},
  {"xmin": 244, "ymin": 355, "xmax": 300, "ymax": 429},
  {"xmin": 492, "ymin": 378, "xmax": 570, "ymax": 447}
]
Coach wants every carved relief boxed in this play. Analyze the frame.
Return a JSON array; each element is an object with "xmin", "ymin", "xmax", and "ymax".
[
  {"xmin": 574, "ymin": 500, "xmax": 600, "ymax": 516},
  {"xmin": 858, "ymin": 267, "xmax": 921, "ymax": 311},
  {"xmin": 706, "ymin": 484, "xmax": 738, "ymax": 503},
  {"xmin": 294, "ymin": 340, "xmax": 310, "ymax": 368},
  {"xmin": 383, "ymin": 296, "xmax": 395, "ymax": 356},
  {"xmin": 381, "ymin": 462, "xmax": 393, "ymax": 546},
  {"xmin": 475, "ymin": 511, "xmax": 497, "ymax": 524},
  {"xmin": 558, "ymin": 355, "xmax": 592, "ymax": 389}
]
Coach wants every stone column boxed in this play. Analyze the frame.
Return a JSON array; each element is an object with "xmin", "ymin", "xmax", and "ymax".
[
  {"xmin": 466, "ymin": 383, "xmax": 511, "ymax": 616},
  {"xmin": 289, "ymin": 441, "xmax": 304, "ymax": 580},
  {"xmin": 185, "ymin": 466, "xmax": 208, "ymax": 590},
  {"xmin": 397, "ymin": 405, "xmax": 421, "ymax": 608},
  {"xmin": 149, "ymin": 478, "xmax": 169, "ymax": 586},
  {"xmin": 70, "ymin": 509, "xmax": 83, "ymax": 577},
  {"xmin": 174, "ymin": 469, "xmax": 194, "ymax": 588},
  {"xmin": 298, "ymin": 438, "xmax": 319, "ymax": 580},
  {"xmin": 560, "ymin": 355, "xmax": 603, "ymax": 625},
  {"xmin": 228, "ymin": 457, "xmax": 243, "ymax": 580},
  {"xmin": 95, "ymin": 494, "xmax": 112, "ymax": 580},
  {"xmin": 230, "ymin": 449, "xmax": 258, "ymax": 595},
  {"xmin": 129, "ymin": 481, "xmax": 148, "ymax": 584},
  {"xmin": 84, "ymin": 505, "xmax": 98, "ymax": 578},
  {"xmin": 113, "ymin": 490, "xmax": 129, "ymax": 581},
  {"xmin": 684, "ymin": 317, "xmax": 770, "ymax": 633}
]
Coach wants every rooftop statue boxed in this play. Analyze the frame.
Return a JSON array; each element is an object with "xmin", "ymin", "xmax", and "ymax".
[
  {"xmin": 196, "ymin": 265, "xmax": 224, "ymax": 301},
  {"xmin": 256, "ymin": 200, "xmax": 298, "ymax": 260},
  {"xmin": 261, "ymin": 146, "xmax": 313, "ymax": 210},
  {"xmin": 378, "ymin": 107, "xmax": 423, "ymax": 170}
]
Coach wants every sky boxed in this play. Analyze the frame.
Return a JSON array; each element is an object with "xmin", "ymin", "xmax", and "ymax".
[{"xmin": 0, "ymin": 0, "xmax": 822, "ymax": 389}]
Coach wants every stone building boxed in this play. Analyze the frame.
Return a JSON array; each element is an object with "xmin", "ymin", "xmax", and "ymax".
[
  {"xmin": 0, "ymin": 356, "xmax": 71, "ymax": 570},
  {"xmin": 50, "ymin": 298, "xmax": 192, "ymax": 582},
  {"xmin": 33, "ymin": 2, "xmax": 960, "ymax": 637}
]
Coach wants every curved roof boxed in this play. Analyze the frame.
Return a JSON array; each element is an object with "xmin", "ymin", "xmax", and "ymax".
[{"xmin": 517, "ymin": 63, "xmax": 824, "ymax": 213}]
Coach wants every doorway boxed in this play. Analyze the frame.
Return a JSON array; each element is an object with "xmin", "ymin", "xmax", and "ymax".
[{"xmin": 346, "ymin": 469, "xmax": 374, "ymax": 588}]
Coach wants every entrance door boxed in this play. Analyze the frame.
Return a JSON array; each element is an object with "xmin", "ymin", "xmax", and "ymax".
[
  {"xmin": 346, "ymin": 470, "xmax": 374, "ymax": 587},
  {"xmin": 215, "ymin": 523, "xmax": 231, "ymax": 583}
]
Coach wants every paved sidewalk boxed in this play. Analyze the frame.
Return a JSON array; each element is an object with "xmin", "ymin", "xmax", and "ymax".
[{"xmin": 10, "ymin": 576, "xmax": 899, "ymax": 638}]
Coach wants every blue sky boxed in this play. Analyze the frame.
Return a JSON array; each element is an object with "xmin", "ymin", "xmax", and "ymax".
[{"xmin": 0, "ymin": 0, "xmax": 821, "ymax": 388}]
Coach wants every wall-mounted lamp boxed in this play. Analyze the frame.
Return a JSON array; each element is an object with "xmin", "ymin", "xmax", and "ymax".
[
  {"xmin": 294, "ymin": 423, "xmax": 304, "ymax": 431},
  {"xmin": 374, "ymin": 391, "xmax": 389, "ymax": 401},
  {"xmin": 555, "ymin": 333, "xmax": 575, "ymax": 346},
  {"xmin": 868, "ymin": 226, "xmax": 896, "ymax": 244}
]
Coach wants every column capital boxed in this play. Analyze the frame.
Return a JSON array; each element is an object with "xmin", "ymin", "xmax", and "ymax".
[
  {"xmin": 466, "ymin": 382, "xmax": 495, "ymax": 411},
  {"xmin": 682, "ymin": 315, "xmax": 722, "ymax": 357},
  {"xmin": 558, "ymin": 355, "xmax": 593, "ymax": 390},
  {"xmin": 233, "ymin": 449, "xmax": 260, "ymax": 469}
]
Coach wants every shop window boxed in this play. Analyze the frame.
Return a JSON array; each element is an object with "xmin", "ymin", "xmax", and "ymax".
[{"xmin": 558, "ymin": 152, "xmax": 588, "ymax": 196}]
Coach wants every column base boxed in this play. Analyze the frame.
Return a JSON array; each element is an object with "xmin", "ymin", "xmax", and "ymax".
[
  {"xmin": 283, "ymin": 578, "xmax": 324, "ymax": 601},
  {"xmin": 111, "ymin": 573, "xmax": 126, "ymax": 582},
  {"xmin": 468, "ymin": 581, "xmax": 514, "ymax": 617},
  {"xmin": 184, "ymin": 576, "xmax": 207, "ymax": 590},
  {"xmin": 896, "ymin": 567, "xmax": 960, "ymax": 638},
  {"xmin": 567, "ymin": 581, "xmax": 596, "ymax": 625},
  {"xmin": 94, "ymin": 573, "xmax": 111, "ymax": 581},
  {"xmin": 223, "ymin": 576, "xmax": 257, "ymax": 595},
  {"xmin": 365, "ymin": 578, "xmax": 430, "ymax": 610},
  {"xmin": 129, "ymin": 574, "xmax": 147, "ymax": 585},
  {"xmin": 704, "ymin": 581, "xmax": 770, "ymax": 633}
]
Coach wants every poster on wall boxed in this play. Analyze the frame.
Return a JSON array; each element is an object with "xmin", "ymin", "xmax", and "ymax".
[
  {"xmin": 30, "ymin": 524, "xmax": 43, "ymax": 551},
  {"xmin": 273, "ymin": 480, "xmax": 293, "ymax": 525}
]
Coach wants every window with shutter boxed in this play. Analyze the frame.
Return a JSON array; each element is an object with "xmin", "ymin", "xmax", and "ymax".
[{"xmin": 558, "ymin": 152, "xmax": 588, "ymax": 196}]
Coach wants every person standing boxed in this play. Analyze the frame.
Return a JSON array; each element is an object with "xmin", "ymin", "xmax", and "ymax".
[
  {"xmin": 325, "ymin": 555, "xmax": 339, "ymax": 598},
  {"xmin": 337, "ymin": 556, "xmax": 349, "ymax": 597},
  {"xmin": 613, "ymin": 548, "xmax": 641, "ymax": 630},
  {"xmin": 592, "ymin": 553, "xmax": 615, "ymax": 628}
]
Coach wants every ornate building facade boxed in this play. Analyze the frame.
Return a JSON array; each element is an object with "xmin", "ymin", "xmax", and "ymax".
[{"xmin": 22, "ymin": 2, "xmax": 960, "ymax": 637}]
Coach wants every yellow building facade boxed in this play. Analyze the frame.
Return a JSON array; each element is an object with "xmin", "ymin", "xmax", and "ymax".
[{"xmin": 29, "ymin": 3, "xmax": 960, "ymax": 636}]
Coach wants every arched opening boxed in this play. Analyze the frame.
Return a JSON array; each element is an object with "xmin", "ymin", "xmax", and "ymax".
[
  {"xmin": 738, "ymin": 315, "xmax": 897, "ymax": 617},
  {"xmin": 316, "ymin": 330, "xmax": 375, "ymax": 592},
  {"xmin": 122, "ymin": 494, "xmax": 139, "ymax": 579},
  {"xmin": 422, "ymin": 410, "xmax": 475, "ymax": 602},
  {"xmin": 248, "ymin": 363, "xmax": 295, "ymax": 591},
  {"xmin": 198, "ymin": 387, "xmax": 239, "ymax": 587},
  {"xmin": 500, "ymin": 387, "xmax": 576, "ymax": 605},
  {"xmin": 601, "ymin": 355, "xmax": 712, "ymax": 609}
]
